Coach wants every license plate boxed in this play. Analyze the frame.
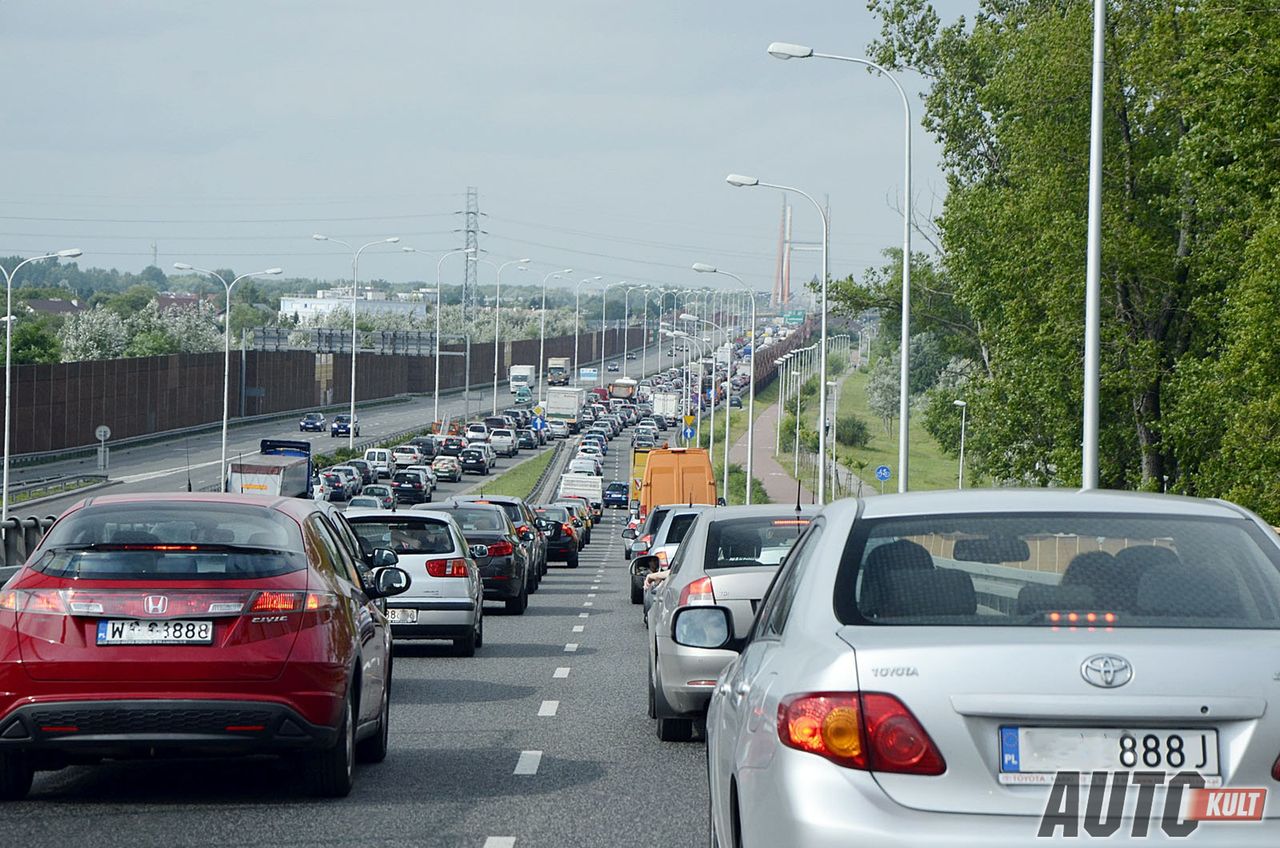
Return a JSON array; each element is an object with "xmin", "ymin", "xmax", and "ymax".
[
  {"xmin": 386, "ymin": 608, "xmax": 418, "ymax": 624},
  {"xmin": 97, "ymin": 619, "xmax": 213, "ymax": 645},
  {"xmin": 999, "ymin": 726, "xmax": 1219, "ymax": 784}
]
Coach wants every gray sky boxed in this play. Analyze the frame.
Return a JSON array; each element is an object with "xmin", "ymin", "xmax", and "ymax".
[{"xmin": 1, "ymin": 1, "xmax": 977, "ymax": 297}]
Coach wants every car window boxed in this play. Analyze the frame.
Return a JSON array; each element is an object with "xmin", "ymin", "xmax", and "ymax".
[
  {"xmin": 348, "ymin": 518, "xmax": 455, "ymax": 555},
  {"xmin": 703, "ymin": 515, "xmax": 811, "ymax": 569},
  {"xmin": 756, "ymin": 520, "xmax": 825, "ymax": 640},
  {"xmin": 445, "ymin": 508, "xmax": 507, "ymax": 532},
  {"xmin": 663, "ymin": 512, "xmax": 699, "ymax": 546},
  {"xmin": 312, "ymin": 516, "xmax": 363, "ymax": 587},
  {"xmin": 834, "ymin": 512, "xmax": 1280, "ymax": 629}
]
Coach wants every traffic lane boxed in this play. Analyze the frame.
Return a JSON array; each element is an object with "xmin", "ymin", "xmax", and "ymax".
[{"xmin": 9, "ymin": 445, "xmax": 707, "ymax": 848}]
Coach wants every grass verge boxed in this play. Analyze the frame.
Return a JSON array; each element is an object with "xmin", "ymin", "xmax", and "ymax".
[{"xmin": 471, "ymin": 448, "xmax": 557, "ymax": 499}]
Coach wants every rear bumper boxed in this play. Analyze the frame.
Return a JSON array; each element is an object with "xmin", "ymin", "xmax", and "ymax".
[
  {"xmin": 0, "ymin": 699, "xmax": 338, "ymax": 758},
  {"xmin": 658, "ymin": 638, "xmax": 737, "ymax": 714},
  {"xmin": 387, "ymin": 599, "xmax": 475, "ymax": 637}
]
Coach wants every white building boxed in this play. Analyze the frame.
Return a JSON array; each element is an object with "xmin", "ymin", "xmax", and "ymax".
[{"xmin": 280, "ymin": 289, "xmax": 426, "ymax": 322}]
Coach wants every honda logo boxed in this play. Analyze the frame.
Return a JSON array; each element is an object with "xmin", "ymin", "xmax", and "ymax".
[{"xmin": 143, "ymin": 595, "xmax": 169, "ymax": 616}]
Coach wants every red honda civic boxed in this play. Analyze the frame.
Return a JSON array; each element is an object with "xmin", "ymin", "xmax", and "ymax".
[{"xmin": 0, "ymin": 493, "xmax": 410, "ymax": 800}]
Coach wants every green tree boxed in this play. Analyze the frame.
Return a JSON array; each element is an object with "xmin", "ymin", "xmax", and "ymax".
[{"xmin": 5, "ymin": 319, "xmax": 62, "ymax": 364}]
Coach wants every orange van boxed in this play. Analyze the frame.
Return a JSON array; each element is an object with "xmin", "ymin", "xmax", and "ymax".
[{"xmin": 638, "ymin": 447, "xmax": 716, "ymax": 518}]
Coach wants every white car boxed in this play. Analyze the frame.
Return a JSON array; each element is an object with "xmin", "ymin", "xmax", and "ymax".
[
  {"xmin": 577, "ymin": 443, "xmax": 603, "ymax": 459},
  {"xmin": 568, "ymin": 457, "xmax": 602, "ymax": 476},
  {"xmin": 547, "ymin": 420, "xmax": 570, "ymax": 439},
  {"xmin": 364, "ymin": 448, "xmax": 395, "ymax": 478},
  {"xmin": 391, "ymin": 445, "xmax": 423, "ymax": 466},
  {"xmin": 465, "ymin": 423, "xmax": 489, "ymax": 443},
  {"xmin": 489, "ymin": 428, "xmax": 518, "ymax": 457}
]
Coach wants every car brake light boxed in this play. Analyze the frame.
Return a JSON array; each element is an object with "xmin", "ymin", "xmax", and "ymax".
[
  {"xmin": 305, "ymin": 593, "xmax": 338, "ymax": 611},
  {"xmin": 488, "ymin": 540, "xmax": 515, "ymax": 557},
  {"xmin": 517, "ymin": 524, "xmax": 531, "ymax": 536},
  {"xmin": 1273, "ymin": 754, "xmax": 1280, "ymax": 782},
  {"xmin": 250, "ymin": 591, "xmax": 302, "ymax": 613},
  {"xmin": 777, "ymin": 692, "xmax": 945, "ymax": 775},
  {"xmin": 426, "ymin": 558, "xmax": 470, "ymax": 578},
  {"xmin": 677, "ymin": 575, "xmax": 714, "ymax": 605},
  {"xmin": 562, "ymin": 523, "xmax": 575, "ymax": 536}
]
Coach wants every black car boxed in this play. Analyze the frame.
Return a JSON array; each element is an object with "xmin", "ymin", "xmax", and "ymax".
[
  {"xmin": 534, "ymin": 504, "xmax": 579, "ymax": 569},
  {"xmin": 607, "ymin": 362, "xmax": 620, "ymax": 372},
  {"xmin": 440, "ymin": 436, "xmax": 468, "ymax": 456},
  {"xmin": 429, "ymin": 503, "xmax": 530, "ymax": 613},
  {"xmin": 320, "ymin": 471, "xmax": 348, "ymax": 502},
  {"xmin": 517, "ymin": 429, "xmax": 538, "ymax": 450},
  {"xmin": 503, "ymin": 408, "xmax": 530, "ymax": 427},
  {"xmin": 347, "ymin": 458, "xmax": 375, "ymax": 485},
  {"xmin": 330, "ymin": 414, "xmax": 360, "ymax": 438},
  {"xmin": 603, "ymin": 481, "xmax": 630, "ymax": 509},
  {"xmin": 626, "ymin": 352, "xmax": 637, "ymax": 360},
  {"xmin": 409, "ymin": 435, "xmax": 438, "ymax": 459},
  {"xmin": 459, "ymin": 447, "xmax": 489, "ymax": 475},
  {"xmin": 299, "ymin": 412, "xmax": 326, "ymax": 432},
  {"xmin": 449, "ymin": 495, "xmax": 548, "ymax": 585},
  {"xmin": 392, "ymin": 469, "xmax": 431, "ymax": 504}
]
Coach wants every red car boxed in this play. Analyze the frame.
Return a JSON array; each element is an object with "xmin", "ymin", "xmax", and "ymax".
[{"xmin": 0, "ymin": 493, "xmax": 410, "ymax": 800}]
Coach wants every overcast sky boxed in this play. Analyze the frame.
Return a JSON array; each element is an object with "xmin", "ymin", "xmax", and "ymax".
[{"xmin": 1, "ymin": 1, "xmax": 978, "ymax": 297}]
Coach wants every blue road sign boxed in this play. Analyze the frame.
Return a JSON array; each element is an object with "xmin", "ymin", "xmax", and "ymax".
[
  {"xmin": 875, "ymin": 465, "xmax": 892, "ymax": 482},
  {"xmin": 530, "ymin": 416, "xmax": 546, "ymax": 431},
  {"xmin": 682, "ymin": 426, "xmax": 696, "ymax": 440}
]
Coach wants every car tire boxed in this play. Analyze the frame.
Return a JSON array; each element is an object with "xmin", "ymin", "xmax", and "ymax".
[
  {"xmin": 475, "ymin": 610, "xmax": 484, "ymax": 648},
  {"xmin": 631, "ymin": 578, "xmax": 644, "ymax": 605},
  {"xmin": 355, "ymin": 676, "xmax": 390, "ymax": 764},
  {"xmin": 307, "ymin": 690, "xmax": 356, "ymax": 797},
  {"xmin": 454, "ymin": 624, "xmax": 477, "ymax": 657},
  {"xmin": 566, "ymin": 553, "xmax": 579, "ymax": 569},
  {"xmin": 505, "ymin": 585, "xmax": 528, "ymax": 615},
  {"xmin": 657, "ymin": 715, "xmax": 695, "ymax": 743},
  {"xmin": 647, "ymin": 670, "xmax": 657, "ymax": 720},
  {"xmin": 0, "ymin": 753, "xmax": 34, "ymax": 801}
]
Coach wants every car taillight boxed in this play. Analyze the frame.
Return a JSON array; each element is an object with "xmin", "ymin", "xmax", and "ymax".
[
  {"xmin": 488, "ymin": 540, "xmax": 515, "ymax": 557},
  {"xmin": 1273, "ymin": 754, "xmax": 1280, "ymax": 782},
  {"xmin": 249, "ymin": 591, "xmax": 337, "ymax": 613},
  {"xmin": 426, "ymin": 558, "xmax": 470, "ymax": 578},
  {"xmin": 517, "ymin": 524, "xmax": 531, "ymax": 536},
  {"xmin": 0, "ymin": 589, "xmax": 66, "ymax": 615},
  {"xmin": 778, "ymin": 692, "xmax": 945, "ymax": 775},
  {"xmin": 677, "ymin": 575, "xmax": 713, "ymax": 605},
  {"xmin": 561, "ymin": 523, "xmax": 575, "ymax": 536}
]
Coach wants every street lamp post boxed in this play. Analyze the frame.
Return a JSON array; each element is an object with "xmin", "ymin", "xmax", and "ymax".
[
  {"xmin": 573, "ymin": 276, "xmax": 602, "ymax": 387},
  {"xmin": 622, "ymin": 285, "xmax": 645, "ymax": 379},
  {"xmin": 774, "ymin": 354, "xmax": 790, "ymax": 457},
  {"xmin": 767, "ymin": 42, "xmax": 913, "ymax": 494},
  {"xmin": 682, "ymin": 312, "xmax": 724, "ymax": 501},
  {"xmin": 538, "ymin": 268, "xmax": 572, "ymax": 402},
  {"xmin": 694, "ymin": 263, "xmax": 758, "ymax": 504},
  {"xmin": 1083, "ymin": 0, "xmax": 1106, "ymax": 489},
  {"xmin": 954, "ymin": 399, "xmax": 968, "ymax": 489},
  {"xmin": 174, "ymin": 263, "xmax": 282, "ymax": 492},
  {"xmin": 312, "ymin": 234, "xmax": 399, "ymax": 450},
  {"xmin": 727, "ymin": 173, "xmax": 830, "ymax": 502},
  {"xmin": 486, "ymin": 258, "xmax": 531, "ymax": 414},
  {"xmin": 2, "ymin": 248, "xmax": 82, "ymax": 522}
]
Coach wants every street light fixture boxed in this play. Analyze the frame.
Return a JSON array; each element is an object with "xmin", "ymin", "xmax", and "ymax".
[
  {"xmin": 2, "ymin": 248, "xmax": 82, "ymax": 523},
  {"xmin": 953, "ymin": 399, "xmax": 968, "ymax": 489},
  {"xmin": 538, "ymin": 268, "xmax": 572, "ymax": 401},
  {"xmin": 173, "ymin": 263, "xmax": 283, "ymax": 492},
  {"xmin": 766, "ymin": 41, "xmax": 913, "ymax": 494},
  {"xmin": 312, "ymin": 234, "xmax": 399, "ymax": 450},
  {"xmin": 727, "ymin": 172, "xmax": 830, "ymax": 502},
  {"xmin": 694, "ymin": 263, "xmax": 758, "ymax": 504}
]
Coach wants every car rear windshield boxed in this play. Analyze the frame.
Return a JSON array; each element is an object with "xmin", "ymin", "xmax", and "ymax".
[
  {"xmin": 537, "ymin": 506, "xmax": 569, "ymax": 521},
  {"xmin": 470, "ymin": 501, "xmax": 522, "ymax": 523},
  {"xmin": 702, "ymin": 516, "xmax": 810, "ymax": 569},
  {"xmin": 607, "ymin": 483, "xmax": 629, "ymax": 493},
  {"xmin": 493, "ymin": 429, "xmax": 513, "ymax": 438},
  {"xmin": 445, "ymin": 508, "xmax": 507, "ymax": 532},
  {"xmin": 34, "ymin": 503, "xmax": 306, "ymax": 580},
  {"xmin": 834, "ymin": 512, "xmax": 1280, "ymax": 629},
  {"xmin": 393, "ymin": 472, "xmax": 422, "ymax": 484},
  {"xmin": 348, "ymin": 518, "xmax": 454, "ymax": 555}
]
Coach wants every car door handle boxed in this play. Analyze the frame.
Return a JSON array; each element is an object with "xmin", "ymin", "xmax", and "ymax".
[{"xmin": 733, "ymin": 680, "xmax": 751, "ymax": 698}]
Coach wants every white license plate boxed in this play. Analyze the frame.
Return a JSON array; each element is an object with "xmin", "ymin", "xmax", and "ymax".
[
  {"xmin": 386, "ymin": 608, "xmax": 418, "ymax": 624},
  {"xmin": 96, "ymin": 619, "xmax": 213, "ymax": 645},
  {"xmin": 999, "ymin": 726, "xmax": 1219, "ymax": 784}
]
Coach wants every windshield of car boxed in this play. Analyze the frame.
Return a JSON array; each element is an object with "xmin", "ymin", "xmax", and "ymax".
[
  {"xmin": 348, "ymin": 518, "xmax": 454, "ymax": 555},
  {"xmin": 703, "ymin": 516, "xmax": 810, "ymax": 569},
  {"xmin": 662, "ymin": 512, "xmax": 700, "ymax": 546},
  {"xmin": 445, "ymin": 508, "xmax": 507, "ymax": 532},
  {"xmin": 606, "ymin": 483, "xmax": 628, "ymax": 494},
  {"xmin": 537, "ymin": 505, "xmax": 569, "ymax": 522},
  {"xmin": 835, "ymin": 513, "xmax": 1280, "ymax": 629},
  {"xmin": 35, "ymin": 503, "xmax": 307, "ymax": 580}
]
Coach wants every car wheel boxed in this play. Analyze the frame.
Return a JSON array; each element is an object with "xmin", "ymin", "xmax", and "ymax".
[
  {"xmin": 631, "ymin": 577, "xmax": 644, "ymax": 604},
  {"xmin": 475, "ymin": 610, "xmax": 484, "ymax": 648},
  {"xmin": 307, "ymin": 690, "xmax": 356, "ymax": 797},
  {"xmin": 505, "ymin": 585, "xmax": 528, "ymax": 615},
  {"xmin": 0, "ymin": 753, "xmax": 34, "ymax": 801},
  {"xmin": 355, "ymin": 677, "xmax": 390, "ymax": 764},
  {"xmin": 453, "ymin": 622, "xmax": 477, "ymax": 657},
  {"xmin": 647, "ymin": 669, "xmax": 657, "ymax": 720},
  {"xmin": 566, "ymin": 552, "xmax": 579, "ymax": 569},
  {"xmin": 657, "ymin": 715, "xmax": 695, "ymax": 743}
]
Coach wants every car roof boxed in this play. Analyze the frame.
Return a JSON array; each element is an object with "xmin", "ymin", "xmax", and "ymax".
[
  {"xmin": 452, "ymin": 494, "xmax": 524, "ymax": 506},
  {"xmin": 346, "ymin": 508, "xmax": 453, "ymax": 524},
  {"xmin": 841, "ymin": 488, "xmax": 1250, "ymax": 522},
  {"xmin": 65, "ymin": 491, "xmax": 323, "ymax": 523}
]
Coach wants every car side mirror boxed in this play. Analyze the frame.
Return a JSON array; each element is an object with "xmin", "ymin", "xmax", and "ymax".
[
  {"xmin": 671, "ymin": 606, "xmax": 735, "ymax": 651},
  {"xmin": 716, "ymin": 497, "xmax": 727, "ymax": 507},
  {"xmin": 371, "ymin": 566, "xmax": 411, "ymax": 598},
  {"xmin": 370, "ymin": 547, "xmax": 399, "ymax": 568},
  {"xmin": 470, "ymin": 544, "xmax": 490, "ymax": 559},
  {"xmin": 633, "ymin": 554, "xmax": 661, "ymax": 574},
  {"xmin": 519, "ymin": 530, "xmax": 535, "ymax": 542},
  {"xmin": 621, "ymin": 527, "xmax": 637, "ymax": 540}
]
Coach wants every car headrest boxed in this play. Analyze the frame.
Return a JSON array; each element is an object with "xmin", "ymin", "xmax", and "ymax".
[
  {"xmin": 110, "ymin": 530, "xmax": 159, "ymax": 544},
  {"xmin": 1016, "ymin": 583, "xmax": 1098, "ymax": 616},
  {"xmin": 1136, "ymin": 563, "xmax": 1244, "ymax": 619},
  {"xmin": 864, "ymin": 567, "xmax": 978, "ymax": 619}
]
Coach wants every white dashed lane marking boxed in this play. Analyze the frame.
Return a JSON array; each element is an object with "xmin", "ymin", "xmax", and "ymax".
[
  {"xmin": 579, "ymin": 612, "xmax": 589, "ymax": 618},
  {"xmin": 573, "ymin": 625, "xmax": 585, "ymax": 633},
  {"xmin": 484, "ymin": 838, "xmax": 516, "ymax": 848},
  {"xmin": 514, "ymin": 751, "xmax": 542, "ymax": 775},
  {"xmin": 564, "ymin": 643, "xmax": 579, "ymax": 652},
  {"xmin": 553, "ymin": 667, "xmax": 571, "ymax": 678},
  {"xmin": 538, "ymin": 700, "xmax": 560, "ymax": 717}
]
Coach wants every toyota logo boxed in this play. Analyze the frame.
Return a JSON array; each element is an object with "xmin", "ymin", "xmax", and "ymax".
[
  {"xmin": 143, "ymin": 595, "xmax": 169, "ymax": 616},
  {"xmin": 1081, "ymin": 654, "xmax": 1133, "ymax": 688}
]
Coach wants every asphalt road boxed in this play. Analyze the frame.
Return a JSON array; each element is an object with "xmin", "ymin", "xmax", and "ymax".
[
  {"xmin": 15, "ymin": 339, "xmax": 687, "ymax": 519},
  {"xmin": 0, "ymin": 375, "xmax": 709, "ymax": 848}
]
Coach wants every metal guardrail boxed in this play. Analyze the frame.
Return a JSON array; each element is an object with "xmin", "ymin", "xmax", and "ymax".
[
  {"xmin": 528, "ymin": 440, "xmax": 570, "ymax": 503},
  {"xmin": 1, "ymin": 516, "xmax": 57, "ymax": 569}
]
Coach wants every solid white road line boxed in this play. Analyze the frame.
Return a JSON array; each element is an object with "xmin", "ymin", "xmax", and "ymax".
[
  {"xmin": 565, "ymin": 643, "xmax": 579, "ymax": 652},
  {"xmin": 484, "ymin": 838, "xmax": 516, "ymax": 848},
  {"xmin": 539, "ymin": 700, "xmax": 560, "ymax": 717},
  {"xmin": 514, "ymin": 750, "xmax": 542, "ymax": 775},
  {"xmin": 554, "ymin": 667, "xmax": 571, "ymax": 678}
]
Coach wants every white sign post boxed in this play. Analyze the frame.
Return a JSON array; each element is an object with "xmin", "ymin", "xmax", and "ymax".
[{"xmin": 95, "ymin": 424, "xmax": 111, "ymax": 472}]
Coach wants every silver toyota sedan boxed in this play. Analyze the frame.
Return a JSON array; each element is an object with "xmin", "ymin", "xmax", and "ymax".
[{"xmin": 692, "ymin": 490, "xmax": 1280, "ymax": 846}]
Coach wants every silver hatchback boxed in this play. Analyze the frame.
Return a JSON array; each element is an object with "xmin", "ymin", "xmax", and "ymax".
[
  {"xmin": 695, "ymin": 490, "xmax": 1280, "ymax": 846},
  {"xmin": 645, "ymin": 505, "xmax": 816, "ymax": 741}
]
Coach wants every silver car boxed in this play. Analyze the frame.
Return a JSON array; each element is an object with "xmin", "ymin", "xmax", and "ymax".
[
  {"xmin": 345, "ymin": 509, "xmax": 484, "ymax": 657},
  {"xmin": 696, "ymin": 490, "xmax": 1280, "ymax": 846},
  {"xmin": 645, "ymin": 505, "xmax": 816, "ymax": 741}
]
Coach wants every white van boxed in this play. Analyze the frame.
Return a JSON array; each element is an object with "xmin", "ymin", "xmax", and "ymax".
[{"xmin": 364, "ymin": 448, "xmax": 395, "ymax": 479}]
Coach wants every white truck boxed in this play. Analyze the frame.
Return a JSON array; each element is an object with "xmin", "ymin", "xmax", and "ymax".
[
  {"xmin": 545, "ymin": 386, "xmax": 586, "ymax": 433},
  {"xmin": 227, "ymin": 445, "xmax": 312, "ymax": 498},
  {"xmin": 652, "ymin": 391, "xmax": 681, "ymax": 420},
  {"xmin": 546, "ymin": 356, "xmax": 571, "ymax": 386},
  {"xmin": 558, "ymin": 473, "xmax": 604, "ymax": 518},
  {"xmin": 509, "ymin": 364, "xmax": 537, "ymax": 394}
]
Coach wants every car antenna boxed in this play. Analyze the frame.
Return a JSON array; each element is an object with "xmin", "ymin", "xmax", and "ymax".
[
  {"xmin": 184, "ymin": 436, "xmax": 193, "ymax": 492},
  {"xmin": 237, "ymin": 451, "xmax": 244, "ymax": 494}
]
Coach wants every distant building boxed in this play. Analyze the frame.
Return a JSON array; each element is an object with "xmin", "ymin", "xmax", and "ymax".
[
  {"xmin": 156, "ymin": 292, "xmax": 218, "ymax": 312},
  {"xmin": 280, "ymin": 289, "xmax": 426, "ymax": 322},
  {"xmin": 23, "ymin": 298, "xmax": 85, "ymax": 316}
]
